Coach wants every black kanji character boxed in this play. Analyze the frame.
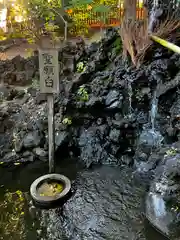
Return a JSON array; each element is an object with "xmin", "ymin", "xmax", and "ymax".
[
  {"xmin": 42, "ymin": 53, "xmax": 53, "ymax": 65},
  {"xmin": 45, "ymin": 77, "xmax": 54, "ymax": 88},
  {"xmin": 43, "ymin": 66, "xmax": 54, "ymax": 75}
]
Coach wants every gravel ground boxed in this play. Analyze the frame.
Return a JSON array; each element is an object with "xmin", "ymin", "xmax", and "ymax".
[{"xmin": 0, "ymin": 31, "xmax": 104, "ymax": 60}]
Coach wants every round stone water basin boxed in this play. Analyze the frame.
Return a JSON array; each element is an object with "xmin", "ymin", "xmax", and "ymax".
[{"xmin": 30, "ymin": 174, "xmax": 71, "ymax": 209}]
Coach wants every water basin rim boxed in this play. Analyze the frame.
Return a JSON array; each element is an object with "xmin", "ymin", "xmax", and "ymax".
[
  {"xmin": 30, "ymin": 173, "xmax": 71, "ymax": 202},
  {"xmin": 145, "ymin": 214, "xmax": 171, "ymax": 239}
]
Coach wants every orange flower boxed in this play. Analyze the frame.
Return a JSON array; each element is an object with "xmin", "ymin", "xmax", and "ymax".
[
  {"xmin": 87, "ymin": 5, "xmax": 92, "ymax": 10},
  {"xmin": 66, "ymin": 9, "xmax": 73, "ymax": 14}
]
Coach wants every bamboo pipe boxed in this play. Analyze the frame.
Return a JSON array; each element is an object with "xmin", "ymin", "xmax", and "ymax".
[{"xmin": 150, "ymin": 35, "xmax": 180, "ymax": 54}]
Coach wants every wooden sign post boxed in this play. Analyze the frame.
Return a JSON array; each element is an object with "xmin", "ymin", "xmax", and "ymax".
[{"xmin": 39, "ymin": 48, "xmax": 59, "ymax": 173}]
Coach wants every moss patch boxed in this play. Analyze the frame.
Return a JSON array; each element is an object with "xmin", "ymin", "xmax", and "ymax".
[{"xmin": 112, "ymin": 37, "xmax": 122, "ymax": 54}]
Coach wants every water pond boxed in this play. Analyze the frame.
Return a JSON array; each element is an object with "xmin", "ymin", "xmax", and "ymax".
[{"xmin": 0, "ymin": 159, "xmax": 169, "ymax": 240}]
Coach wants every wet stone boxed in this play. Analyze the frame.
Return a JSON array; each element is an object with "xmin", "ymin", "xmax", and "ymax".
[
  {"xmin": 2, "ymin": 151, "xmax": 19, "ymax": 162},
  {"xmin": 60, "ymin": 166, "xmax": 146, "ymax": 240},
  {"xmin": 22, "ymin": 151, "xmax": 34, "ymax": 162},
  {"xmin": 138, "ymin": 129, "xmax": 163, "ymax": 152},
  {"xmin": 33, "ymin": 147, "xmax": 48, "ymax": 161},
  {"xmin": 85, "ymin": 96, "xmax": 102, "ymax": 108},
  {"xmin": 23, "ymin": 131, "xmax": 42, "ymax": 149},
  {"xmin": 109, "ymin": 129, "xmax": 121, "ymax": 143},
  {"xmin": 14, "ymin": 138, "xmax": 23, "ymax": 153},
  {"xmin": 170, "ymin": 98, "xmax": 180, "ymax": 121},
  {"xmin": 105, "ymin": 90, "xmax": 119, "ymax": 106},
  {"xmin": 55, "ymin": 131, "xmax": 69, "ymax": 149},
  {"xmin": 78, "ymin": 128, "xmax": 117, "ymax": 167}
]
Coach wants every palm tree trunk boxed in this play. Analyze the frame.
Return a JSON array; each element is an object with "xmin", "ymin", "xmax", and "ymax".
[
  {"xmin": 121, "ymin": 0, "xmax": 137, "ymax": 61},
  {"xmin": 124, "ymin": 0, "xmax": 137, "ymax": 22}
]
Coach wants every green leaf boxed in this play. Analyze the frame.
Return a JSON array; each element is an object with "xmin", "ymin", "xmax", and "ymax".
[
  {"xmin": 68, "ymin": 0, "xmax": 93, "ymax": 8},
  {"xmin": 92, "ymin": 5, "xmax": 110, "ymax": 13}
]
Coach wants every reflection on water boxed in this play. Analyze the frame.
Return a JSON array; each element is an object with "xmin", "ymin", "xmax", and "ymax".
[
  {"xmin": 0, "ymin": 160, "xmax": 169, "ymax": 240},
  {"xmin": 0, "ymin": 190, "xmax": 26, "ymax": 240},
  {"xmin": 0, "ymin": 159, "xmax": 81, "ymax": 240},
  {"xmin": 144, "ymin": 219, "xmax": 169, "ymax": 240},
  {"xmin": 37, "ymin": 182, "xmax": 64, "ymax": 197}
]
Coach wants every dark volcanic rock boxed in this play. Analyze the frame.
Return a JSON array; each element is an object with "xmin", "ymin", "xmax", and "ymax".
[
  {"xmin": 105, "ymin": 90, "xmax": 121, "ymax": 109},
  {"xmin": 23, "ymin": 131, "xmax": 43, "ymax": 149},
  {"xmin": 0, "ymin": 55, "xmax": 38, "ymax": 85},
  {"xmin": 170, "ymin": 97, "xmax": 180, "ymax": 121},
  {"xmin": 61, "ymin": 166, "xmax": 146, "ymax": 240},
  {"xmin": 109, "ymin": 128, "xmax": 121, "ymax": 143},
  {"xmin": 0, "ymin": 27, "xmax": 180, "ymax": 169},
  {"xmin": 78, "ymin": 127, "xmax": 119, "ymax": 167},
  {"xmin": 33, "ymin": 147, "xmax": 48, "ymax": 161},
  {"xmin": 145, "ymin": 143, "xmax": 180, "ymax": 239},
  {"xmin": 55, "ymin": 131, "xmax": 69, "ymax": 149},
  {"xmin": 138, "ymin": 129, "xmax": 163, "ymax": 152}
]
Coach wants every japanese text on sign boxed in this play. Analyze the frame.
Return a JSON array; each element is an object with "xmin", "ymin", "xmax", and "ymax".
[{"xmin": 39, "ymin": 49, "xmax": 59, "ymax": 94}]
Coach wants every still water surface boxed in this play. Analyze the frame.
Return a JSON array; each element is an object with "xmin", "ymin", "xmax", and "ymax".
[{"xmin": 0, "ymin": 159, "xmax": 169, "ymax": 240}]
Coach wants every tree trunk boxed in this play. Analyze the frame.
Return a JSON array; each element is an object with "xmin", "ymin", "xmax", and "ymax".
[
  {"xmin": 124, "ymin": 0, "xmax": 137, "ymax": 22},
  {"xmin": 121, "ymin": 0, "xmax": 138, "ymax": 65}
]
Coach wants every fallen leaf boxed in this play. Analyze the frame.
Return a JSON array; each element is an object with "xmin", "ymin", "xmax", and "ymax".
[{"xmin": 14, "ymin": 163, "xmax": 21, "ymax": 166}]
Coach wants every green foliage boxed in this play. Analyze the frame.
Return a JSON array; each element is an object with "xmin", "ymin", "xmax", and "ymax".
[
  {"xmin": 62, "ymin": 117, "xmax": 72, "ymax": 125},
  {"xmin": 68, "ymin": 0, "xmax": 93, "ymax": 9},
  {"xmin": 76, "ymin": 62, "xmax": 86, "ymax": 73},
  {"xmin": 112, "ymin": 37, "xmax": 122, "ymax": 54},
  {"xmin": 67, "ymin": 0, "xmax": 116, "ymax": 35},
  {"xmin": 92, "ymin": 4, "xmax": 110, "ymax": 26},
  {"xmin": 7, "ymin": 32, "xmax": 24, "ymax": 39},
  {"xmin": 25, "ymin": 48, "xmax": 34, "ymax": 57},
  {"xmin": 67, "ymin": 0, "xmax": 92, "ymax": 35},
  {"xmin": 96, "ymin": 0, "xmax": 117, "ymax": 6},
  {"xmin": 0, "ymin": 28, "xmax": 7, "ymax": 41},
  {"xmin": 5, "ymin": 0, "xmax": 119, "ymax": 40},
  {"xmin": 7, "ymin": 0, "xmax": 65, "ymax": 44},
  {"xmin": 7, "ymin": 3, "xmax": 42, "ymax": 44},
  {"xmin": 27, "ymin": 0, "xmax": 62, "ymax": 18},
  {"xmin": 91, "ymin": 0, "xmax": 117, "ymax": 27},
  {"xmin": 77, "ymin": 86, "xmax": 89, "ymax": 102},
  {"xmin": 6, "ymin": 0, "xmax": 118, "ymax": 40},
  {"xmin": 165, "ymin": 147, "xmax": 177, "ymax": 157}
]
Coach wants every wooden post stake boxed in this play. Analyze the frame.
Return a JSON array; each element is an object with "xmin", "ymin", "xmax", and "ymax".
[{"xmin": 39, "ymin": 48, "xmax": 59, "ymax": 173}]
